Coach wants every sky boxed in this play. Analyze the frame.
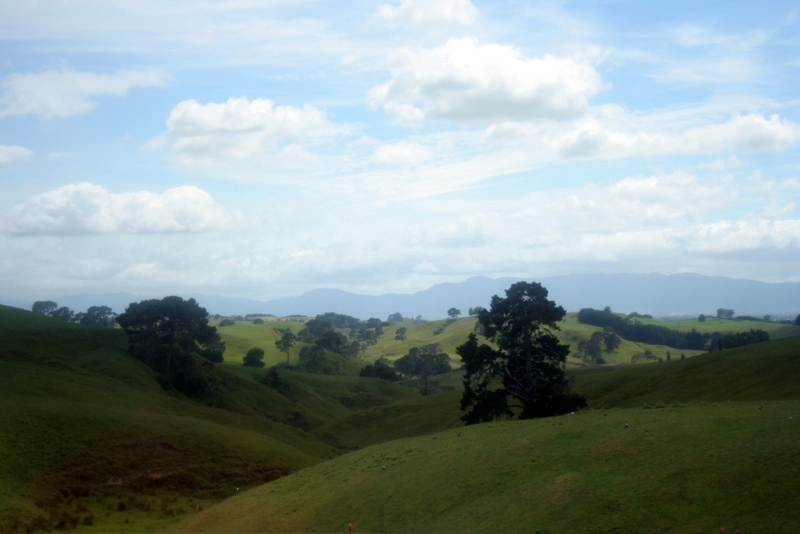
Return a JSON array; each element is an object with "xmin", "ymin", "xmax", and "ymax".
[{"xmin": 1, "ymin": 0, "xmax": 799, "ymax": 304}]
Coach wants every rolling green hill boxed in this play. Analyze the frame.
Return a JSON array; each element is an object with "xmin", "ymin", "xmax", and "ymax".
[
  {"xmin": 3, "ymin": 303, "xmax": 799, "ymax": 533},
  {"xmin": 0, "ymin": 306, "xmax": 414, "ymax": 533},
  {"xmin": 168, "ymin": 399, "xmax": 800, "ymax": 534},
  {"xmin": 168, "ymin": 332, "xmax": 800, "ymax": 533}
]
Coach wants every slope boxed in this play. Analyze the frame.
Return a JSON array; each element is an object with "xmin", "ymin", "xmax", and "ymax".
[
  {"xmin": 168, "ymin": 400, "xmax": 800, "ymax": 534},
  {"xmin": 167, "ymin": 335, "xmax": 800, "ymax": 533},
  {"xmin": 0, "ymin": 306, "xmax": 414, "ymax": 533}
]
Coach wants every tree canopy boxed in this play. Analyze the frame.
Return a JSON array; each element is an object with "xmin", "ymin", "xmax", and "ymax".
[
  {"xmin": 117, "ymin": 296, "xmax": 223, "ymax": 372},
  {"xmin": 243, "ymin": 347, "xmax": 266, "ymax": 367},
  {"xmin": 457, "ymin": 281, "xmax": 585, "ymax": 424}
]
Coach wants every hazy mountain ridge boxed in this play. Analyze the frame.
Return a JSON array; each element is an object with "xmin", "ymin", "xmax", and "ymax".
[{"xmin": 3, "ymin": 273, "xmax": 799, "ymax": 319}]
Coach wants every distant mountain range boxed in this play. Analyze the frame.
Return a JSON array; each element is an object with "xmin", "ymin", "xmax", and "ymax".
[{"xmin": 3, "ymin": 273, "xmax": 800, "ymax": 320}]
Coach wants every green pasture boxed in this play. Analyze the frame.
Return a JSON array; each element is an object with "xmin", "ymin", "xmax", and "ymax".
[
  {"xmin": 215, "ymin": 313, "xmax": 787, "ymax": 373},
  {"xmin": 570, "ymin": 335, "xmax": 800, "ymax": 409},
  {"xmin": 622, "ymin": 315, "xmax": 800, "ymax": 338},
  {"xmin": 0, "ymin": 306, "xmax": 410, "ymax": 533},
  {"xmin": 168, "ymin": 399, "xmax": 800, "ymax": 534},
  {"xmin": 3, "ymin": 303, "xmax": 800, "ymax": 533},
  {"xmin": 213, "ymin": 320, "xmax": 303, "ymax": 367}
]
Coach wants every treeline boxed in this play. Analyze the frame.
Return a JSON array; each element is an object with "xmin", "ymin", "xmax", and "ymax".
[
  {"xmin": 577, "ymin": 308, "xmax": 770, "ymax": 351},
  {"xmin": 31, "ymin": 300, "xmax": 117, "ymax": 327}
]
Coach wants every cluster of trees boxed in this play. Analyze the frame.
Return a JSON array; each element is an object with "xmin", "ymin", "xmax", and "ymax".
[
  {"xmin": 457, "ymin": 282, "xmax": 586, "ymax": 424},
  {"xmin": 716, "ymin": 308, "xmax": 735, "ymax": 320},
  {"xmin": 719, "ymin": 329, "xmax": 771, "ymax": 350},
  {"xmin": 295, "ymin": 318, "xmax": 366, "ymax": 359},
  {"xmin": 578, "ymin": 308, "xmax": 770, "ymax": 352},
  {"xmin": 32, "ymin": 300, "xmax": 117, "ymax": 327},
  {"xmin": 116, "ymin": 296, "xmax": 225, "ymax": 383},
  {"xmin": 575, "ymin": 329, "xmax": 620, "ymax": 364},
  {"xmin": 387, "ymin": 312, "xmax": 425, "ymax": 324},
  {"xmin": 359, "ymin": 343, "xmax": 453, "ymax": 394},
  {"xmin": 359, "ymin": 358, "xmax": 401, "ymax": 381},
  {"xmin": 394, "ymin": 344, "xmax": 452, "ymax": 395}
]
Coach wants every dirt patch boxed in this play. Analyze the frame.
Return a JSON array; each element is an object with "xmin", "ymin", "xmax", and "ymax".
[{"xmin": 157, "ymin": 442, "xmax": 188, "ymax": 452}]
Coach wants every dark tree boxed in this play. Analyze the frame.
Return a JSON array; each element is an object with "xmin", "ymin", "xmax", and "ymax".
[
  {"xmin": 603, "ymin": 329, "xmax": 621, "ymax": 353},
  {"xmin": 698, "ymin": 314, "xmax": 706, "ymax": 322},
  {"xmin": 297, "ymin": 319, "xmax": 333, "ymax": 343},
  {"xmin": 794, "ymin": 314, "xmax": 800, "ymax": 327},
  {"xmin": 359, "ymin": 358, "xmax": 401, "ymax": 381},
  {"xmin": 298, "ymin": 345, "xmax": 328, "ymax": 373},
  {"xmin": 387, "ymin": 312, "xmax": 403, "ymax": 322},
  {"xmin": 274, "ymin": 331, "xmax": 297, "ymax": 364},
  {"xmin": 117, "ymin": 296, "xmax": 221, "ymax": 372},
  {"xmin": 243, "ymin": 347, "xmax": 266, "ymax": 367},
  {"xmin": 394, "ymin": 326, "xmax": 407, "ymax": 341},
  {"xmin": 51, "ymin": 306, "xmax": 75, "ymax": 323},
  {"xmin": 315, "ymin": 330, "xmax": 349, "ymax": 354},
  {"xmin": 447, "ymin": 308, "xmax": 461, "ymax": 320},
  {"xmin": 199, "ymin": 332, "xmax": 226, "ymax": 363},
  {"xmin": 80, "ymin": 305, "xmax": 117, "ymax": 327},
  {"xmin": 394, "ymin": 346, "xmax": 451, "ymax": 395},
  {"xmin": 585, "ymin": 331, "xmax": 604, "ymax": 363},
  {"xmin": 457, "ymin": 281, "xmax": 585, "ymax": 424},
  {"xmin": 32, "ymin": 300, "xmax": 58, "ymax": 316},
  {"xmin": 717, "ymin": 308, "xmax": 735, "ymax": 320}
]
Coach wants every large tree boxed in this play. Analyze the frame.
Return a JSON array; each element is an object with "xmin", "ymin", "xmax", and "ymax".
[
  {"xmin": 79, "ymin": 305, "xmax": 117, "ymax": 327},
  {"xmin": 394, "ymin": 345, "xmax": 452, "ymax": 396},
  {"xmin": 243, "ymin": 347, "xmax": 266, "ymax": 367},
  {"xmin": 117, "ymin": 296, "xmax": 222, "ymax": 372},
  {"xmin": 32, "ymin": 300, "xmax": 58, "ymax": 316},
  {"xmin": 456, "ymin": 281, "xmax": 585, "ymax": 424}
]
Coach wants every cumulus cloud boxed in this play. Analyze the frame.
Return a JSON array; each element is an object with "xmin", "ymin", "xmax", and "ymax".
[
  {"xmin": 0, "ymin": 68, "xmax": 166, "ymax": 118},
  {"xmin": 0, "ymin": 144, "xmax": 33, "ymax": 165},
  {"xmin": 369, "ymin": 37, "xmax": 604, "ymax": 126},
  {"xmin": 8, "ymin": 182, "xmax": 241, "ymax": 236},
  {"xmin": 158, "ymin": 97, "xmax": 348, "ymax": 167},
  {"xmin": 374, "ymin": 0, "xmax": 479, "ymax": 28}
]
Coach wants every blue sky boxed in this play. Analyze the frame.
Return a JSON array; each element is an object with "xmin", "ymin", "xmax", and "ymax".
[{"xmin": 1, "ymin": 0, "xmax": 799, "ymax": 303}]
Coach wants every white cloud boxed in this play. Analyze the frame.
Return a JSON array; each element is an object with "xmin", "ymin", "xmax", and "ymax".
[
  {"xmin": 0, "ymin": 68, "xmax": 166, "ymax": 118},
  {"xmin": 0, "ymin": 145, "xmax": 33, "ymax": 165},
  {"xmin": 7, "ymin": 182, "xmax": 241, "ymax": 236},
  {"xmin": 554, "ymin": 113, "xmax": 800, "ymax": 159},
  {"xmin": 369, "ymin": 37, "xmax": 604, "ymax": 126},
  {"xmin": 158, "ymin": 97, "xmax": 349, "ymax": 168},
  {"xmin": 375, "ymin": 0, "xmax": 479, "ymax": 28}
]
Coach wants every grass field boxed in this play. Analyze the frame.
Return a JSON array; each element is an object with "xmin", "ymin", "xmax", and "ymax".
[
  {"xmin": 0, "ymin": 306, "xmax": 413, "ymax": 533},
  {"xmin": 3, "ymin": 303, "xmax": 799, "ymax": 533},
  {"xmin": 168, "ymin": 400, "xmax": 800, "ymax": 534}
]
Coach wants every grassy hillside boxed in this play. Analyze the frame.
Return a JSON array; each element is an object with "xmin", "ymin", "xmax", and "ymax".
[
  {"xmin": 214, "ymin": 313, "xmax": 795, "ymax": 372},
  {"xmin": 166, "ymin": 330, "xmax": 800, "ymax": 534},
  {"xmin": 632, "ymin": 315, "xmax": 800, "ymax": 339},
  {"xmin": 4, "ymin": 303, "xmax": 798, "ymax": 533},
  {"xmin": 0, "ymin": 306, "xmax": 414, "ymax": 533},
  {"xmin": 559, "ymin": 313, "xmax": 706, "ymax": 365},
  {"xmin": 168, "ymin": 399, "xmax": 800, "ymax": 534},
  {"xmin": 570, "ymin": 335, "xmax": 800, "ymax": 408},
  {"xmin": 213, "ymin": 320, "xmax": 303, "ymax": 367}
]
